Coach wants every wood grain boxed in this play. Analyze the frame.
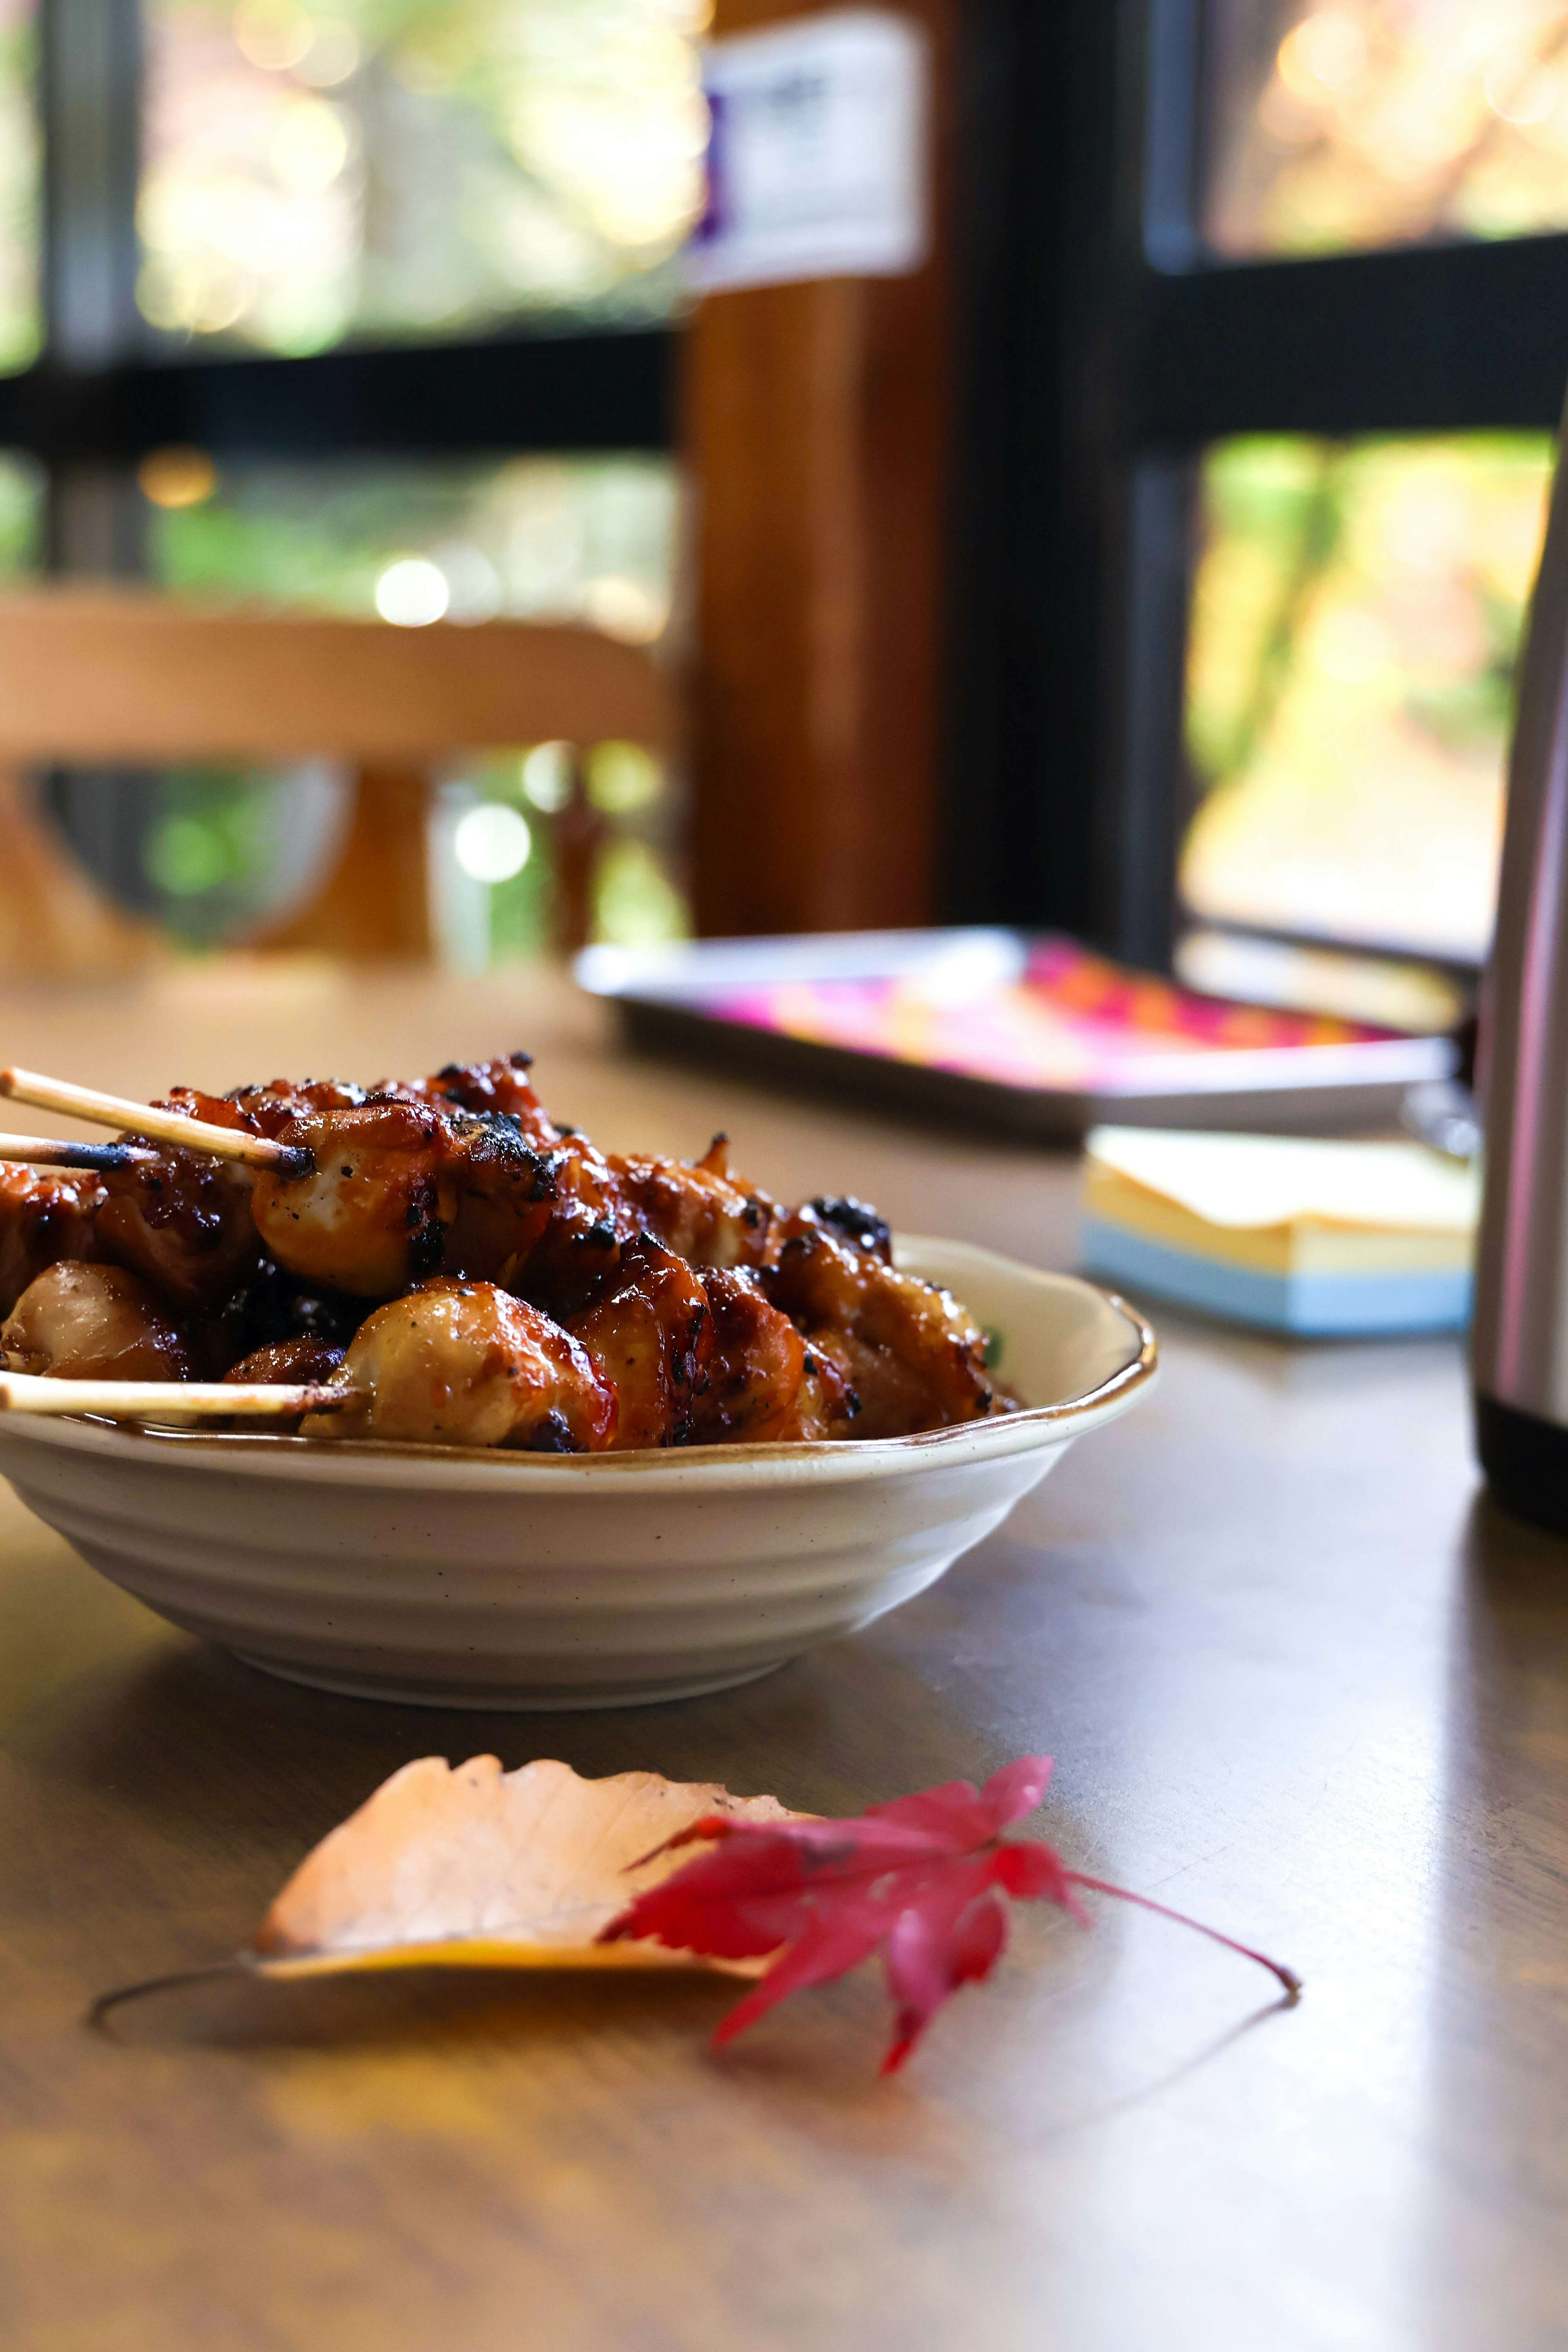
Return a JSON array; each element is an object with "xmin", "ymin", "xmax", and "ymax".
[
  {"xmin": 686, "ymin": 0, "xmax": 957, "ymax": 937},
  {"xmin": 0, "ymin": 961, "xmax": 1562, "ymax": 2351}
]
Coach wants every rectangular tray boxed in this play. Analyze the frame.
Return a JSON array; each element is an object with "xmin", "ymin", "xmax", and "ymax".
[{"xmin": 575, "ymin": 929, "xmax": 1455, "ymax": 1143}]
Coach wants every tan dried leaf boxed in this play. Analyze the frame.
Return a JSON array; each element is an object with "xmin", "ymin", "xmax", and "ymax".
[{"xmin": 249, "ymin": 1755, "xmax": 796, "ymax": 1980}]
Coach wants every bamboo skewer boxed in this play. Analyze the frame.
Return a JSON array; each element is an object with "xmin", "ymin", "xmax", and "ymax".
[
  {"xmin": 0, "ymin": 1067, "xmax": 313, "ymax": 1176},
  {"xmin": 0, "ymin": 1375, "xmax": 347, "ymax": 1421},
  {"xmin": 0, "ymin": 1132, "xmax": 158, "ymax": 1172}
]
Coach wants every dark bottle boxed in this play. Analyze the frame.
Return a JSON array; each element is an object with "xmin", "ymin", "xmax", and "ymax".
[{"xmin": 1474, "ymin": 391, "xmax": 1568, "ymax": 1533}]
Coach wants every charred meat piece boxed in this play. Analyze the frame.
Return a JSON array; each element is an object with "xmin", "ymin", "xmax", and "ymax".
[
  {"xmin": 250, "ymin": 1099, "xmax": 559, "ymax": 1298},
  {"xmin": 2, "ymin": 1260, "xmax": 193, "ymax": 1381},
  {"xmin": 511, "ymin": 1130, "xmax": 637, "ymax": 1319},
  {"xmin": 0, "ymin": 1163, "xmax": 104, "ymax": 1318},
  {"xmin": 435, "ymin": 1116, "xmax": 561, "ymax": 1289},
  {"xmin": 217, "ymin": 1078, "xmax": 370, "ymax": 1133},
  {"xmin": 96, "ymin": 1146, "xmax": 258, "ymax": 1315},
  {"xmin": 568, "ymin": 1234, "xmax": 714, "ymax": 1450},
  {"xmin": 764, "ymin": 1224, "xmax": 995, "ymax": 1440},
  {"xmin": 414, "ymin": 1053, "xmax": 556, "ymax": 1147},
  {"xmin": 209, "ymin": 1255, "xmax": 365, "ymax": 1370},
  {"xmin": 690, "ymin": 1268, "xmax": 807, "ymax": 1445},
  {"xmin": 808, "ymin": 1194, "xmax": 893, "ymax": 1263},
  {"xmin": 609, "ymin": 1134, "xmax": 776, "ymax": 1272},
  {"xmin": 89, "ymin": 1082, "xmax": 272, "ymax": 1314},
  {"xmin": 303, "ymin": 1278, "xmax": 615, "ymax": 1450},
  {"xmin": 786, "ymin": 1333, "xmax": 862, "ymax": 1441},
  {"xmin": 224, "ymin": 1336, "xmax": 346, "ymax": 1387},
  {"xmin": 250, "ymin": 1099, "xmax": 449, "ymax": 1296}
]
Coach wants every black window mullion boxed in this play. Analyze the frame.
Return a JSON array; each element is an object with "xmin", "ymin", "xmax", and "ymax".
[
  {"xmin": 1093, "ymin": 454, "xmax": 1197, "ymax": 970},
  {"xmin": 0, "ymin": 329, "xmax": 676, "ymax": 467},
  {"xmin": 1136, "ymin": 234, "xmax": 1568, "ymax": 443}
]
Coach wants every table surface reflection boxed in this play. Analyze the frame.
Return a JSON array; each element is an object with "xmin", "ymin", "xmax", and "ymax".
[{"xmin": 0, "ymin": 961, "xmax": 1561, "ymax": 2352}]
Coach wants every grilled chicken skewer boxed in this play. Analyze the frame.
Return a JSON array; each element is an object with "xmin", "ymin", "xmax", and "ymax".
[{"xmin": 0, "ymin": 1053, "xmax": 1011, "ymax": 1449}]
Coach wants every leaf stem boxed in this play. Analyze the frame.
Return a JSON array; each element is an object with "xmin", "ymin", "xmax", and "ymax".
[
  {"xmin": 1063, "ymin": 1872, "xmax": 1302, "ymax": 1999},
  {"xmin": 87, "ymin": 1959, "xmax": 245, "ymax": 2031}
]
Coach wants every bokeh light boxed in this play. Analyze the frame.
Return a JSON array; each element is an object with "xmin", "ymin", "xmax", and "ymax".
[
  {"xmin": 374, "ymin": 555, "xmax": 449, "ymax": 625},
  {"xmin": 453, "ymin": 800, "xmax": 532, "ymax": 883},
  {"xmin": 586, "ymin": 741, "xmax": 663, "ymax": 815},
  {"xmin": 137, "ymin": 446, "xmax": 218, "ymax": 508},
  {"xmin": 521, "ymin": 741, "xmax": 573, "ymax": 811}
]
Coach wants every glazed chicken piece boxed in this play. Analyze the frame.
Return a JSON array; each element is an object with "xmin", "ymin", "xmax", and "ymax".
[
  {"xmin": 414, "ymin": 1055, "xmax": 641, "ymax": 1316},
  {"xmin": 302, "ymin": 1278, "xmax": 616, "ymax": 1451},
  {"xmin": 609, "ymin": 1134, "xmax": 776, "ymax": 1271},
  {"xmin": 764, "ymin": 1214, "xmax": 996, "ymax": 1440},
  {"xmin": 505, "ymin": 1129, "xmax": 633, "ymax": 1319},
  {"xmin": 2, "ymin": 1260, "xmax": 193, "ymax": 1381},
  {"xmin": 0, "ymin": 1164, "xmax": 104, "ymax": 1318},
  {"xmin": 690, "ymin": 1267, "xmax": 857, "ymax": 1444},
  {"xmin": 568, "ymin": 1234, "xmax": 714, "ymax": 1449},
  {"xmin": 224, "ymin": 1335, "xmax": 346, "ymax": 1388},
  {"xmin": 414, "ymin": 1053, "xmax": 557, "ymax": 1147},
  {"xmin": 91, "ymin": 1079, "xmax": 379, "ymax": 1316},
  {"xmin": 96, "ymin": 1146, "xmax": 257, "ymax": 1314},
  {"xmin": 250, "ymin": 1098, "xmax": 560, "ymax": 1298},
  {"xmin": 213, "ymin": 1076, "xmax": 372, "ymax": 1135}
]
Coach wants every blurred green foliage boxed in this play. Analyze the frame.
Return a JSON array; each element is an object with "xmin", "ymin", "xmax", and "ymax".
[
  {"xmin": 0, "ymin": 1, "xmax": 38, "ymax": 375},
  {"xmin": 1207, "ymin": 0, "xmax": 1568, "ymax": 259},
  {"xmin": 0, "ymin": 450, "xmax": 41, "ymax": 571},
  {"xmin": 143, "ymin": 456, "xmax": 689, "ymax": 959},
  {"xmin": 1182, "ymin": 431, "xmax": 1553, "ymax": 959},
  {"xmin": 141, "ymin": 0, "xmax": 705, "ymax": 353}
]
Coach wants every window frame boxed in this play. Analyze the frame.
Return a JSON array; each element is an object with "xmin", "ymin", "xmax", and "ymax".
[
  {"xmin": 943, "ymin": 0, "xmax": 1568, "ymax": 971},
  {"xmin": 7, "ymin": 0, "xmax": 673, "ymax": 495}
]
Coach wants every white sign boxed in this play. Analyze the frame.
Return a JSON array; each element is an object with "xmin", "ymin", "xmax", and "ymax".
[{"xmin": 685, "ymin": 9, "xmax": 928, "ymax": 294}]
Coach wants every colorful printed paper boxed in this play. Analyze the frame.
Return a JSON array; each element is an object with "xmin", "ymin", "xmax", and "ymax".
[{"xmin": 711, "ymin": 939, "xmax": 1385, "ymax": 1094}]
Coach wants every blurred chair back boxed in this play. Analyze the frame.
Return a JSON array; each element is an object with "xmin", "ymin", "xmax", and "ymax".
[{"xmin": 0, "ymin": 586, "xmax": 678, "ymax": 969}]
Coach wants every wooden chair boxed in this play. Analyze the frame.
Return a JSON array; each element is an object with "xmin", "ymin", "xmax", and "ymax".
[{"xmin": 0, "ymin": 586, "xmax": 679, "ymax": 970}]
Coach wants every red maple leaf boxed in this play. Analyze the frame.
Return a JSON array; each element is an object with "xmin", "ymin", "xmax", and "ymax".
[{"xmin": 599, "ymin": 1756, "xmax": 1300, "ymax": 2072}]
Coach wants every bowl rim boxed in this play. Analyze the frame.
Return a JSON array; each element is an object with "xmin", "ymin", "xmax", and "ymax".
[{"xmin": 0, "ymin": 1240, "xmax": 1157, "ymax": 1492}]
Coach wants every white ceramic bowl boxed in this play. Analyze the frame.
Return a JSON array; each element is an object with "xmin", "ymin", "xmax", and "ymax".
[{"xmin": 0, "ymin": 1238, "xmax": 1156, "ymax": 1709}]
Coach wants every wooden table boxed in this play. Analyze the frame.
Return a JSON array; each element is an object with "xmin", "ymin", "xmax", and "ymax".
[{"xmin": 0, "ymin": 961, "xmax": 1562, "ymax": 2352}]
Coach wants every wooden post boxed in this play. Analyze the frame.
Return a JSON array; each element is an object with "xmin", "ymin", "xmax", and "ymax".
[
  {"xmin": 686, "ymin": 0, "xmax": 956, "ymax": 939},
  {"xmin": 255, "ymin": 767, "xmax": 433, "ymax": 961},
  {"xmin": 0, "ymin": 770, "xmax": 156, "ymax": 978}
]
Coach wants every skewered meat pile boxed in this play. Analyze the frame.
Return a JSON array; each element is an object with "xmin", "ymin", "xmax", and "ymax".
[{"xmin": 0, "ymin": 1054, "xmax": 1012, "ymax": 1451}]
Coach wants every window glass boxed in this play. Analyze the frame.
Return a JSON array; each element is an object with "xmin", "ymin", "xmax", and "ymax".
[
  {"xmin": 99, "ymin": 452, "xmax": 690, "ymax": 954},
  {"xmin": 1180, "ymin": 432, "xmax": 1552, "ymax": 963},
  {"xmin": 147, "ymin": 450, "xmax": 677, "ymax": 636},
  {"xmin": 1203, "ymin": 0, "xmax": 1568, "ymax": 258},
  {"xmin": 0, "ymin": 0, "xmax": 39, "ymax": 372},
  {"xmin": 138, "ymin": 0, "xmax": 708, "ymax": 353},
  {"xmin": 0, "ymin": 450, "xmax": 43, "ymax": 569}
]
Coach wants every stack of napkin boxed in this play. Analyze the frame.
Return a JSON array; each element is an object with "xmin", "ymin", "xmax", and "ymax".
[{"xmin": 1080, "ymin": 1126, "xmax": 1479, "ymax": 1336}]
